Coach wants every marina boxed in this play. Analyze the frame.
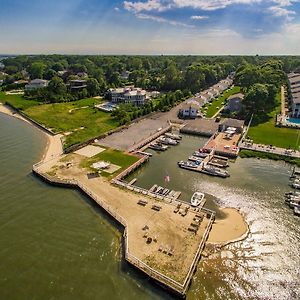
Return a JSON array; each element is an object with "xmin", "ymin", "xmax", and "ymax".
[
  {"xmin": 285, "ymin": 167, "xmax": 300, "ymax": 216},
  {"xmin": 1, "ymin": 115, "xmax": 300, "ymax": 300}
]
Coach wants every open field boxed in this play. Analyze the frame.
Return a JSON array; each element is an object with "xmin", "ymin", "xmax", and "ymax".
[
  {"xmin": 0, "ymin": 91, "xmax": 41, "ymax": 110},
  {"xmin": 201, "ymin": 86, "xmax": 241, "ymax": 118},
  {"xmin": 248, "ymin": 93, "xmax": 299, "ymax": 150},
  {"xmin": 78, "ymin": 148, "xmax": 140, "ymax": 178},
  {"xmin": 1, "ymin": 93, "xmax": 119, "ymax": 149}
]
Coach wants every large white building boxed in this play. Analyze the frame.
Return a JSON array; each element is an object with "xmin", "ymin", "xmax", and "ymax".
[
  {"xmin": 25, "ymin": 79, "xmax": 48, "ymax": 90},
  {"xmin": 288, "ymin": 73, "xmax": 300, "ymax": 118},
  {"xmin": 109, "ymin": 87, "xmax": 147, "ymax": 106}
]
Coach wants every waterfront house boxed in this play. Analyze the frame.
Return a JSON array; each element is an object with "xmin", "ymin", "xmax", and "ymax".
[
  {"xmin": 109, "ymin": 87, "xmax": 148, "ymax": 106},
  {"xmin": 178, "ymin": 103, "xmax": 198, "ymax": 119},
  {"xmin": 25, "ymin": 79, "xmax": 48, "ymax": 90},
  {"xmin": 225, "ymin": 93, "xmax": 244, "ymax": 113}
]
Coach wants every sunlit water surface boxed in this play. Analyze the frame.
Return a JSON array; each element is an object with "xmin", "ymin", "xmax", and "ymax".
[{"xmin": 1, "ymin": 114, "xmax": 299, "ymax": 300}]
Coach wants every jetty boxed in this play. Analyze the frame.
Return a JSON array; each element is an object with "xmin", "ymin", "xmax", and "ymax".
[{"xmin": 32, "ymin": 153, "xmax": 215, "ymax": 298}]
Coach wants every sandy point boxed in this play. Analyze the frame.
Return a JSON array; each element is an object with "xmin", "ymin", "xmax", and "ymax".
[{"xmin": 207, "ymin": 208, "xmax": 249, "ymax": 245}]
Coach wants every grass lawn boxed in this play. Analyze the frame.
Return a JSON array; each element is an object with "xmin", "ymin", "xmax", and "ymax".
[
  {"xmin": 80, "ymin": 148, "xmax": 139, "ymax": 178},
  {"xmin": 0, "ymin": 91, "xmax": 40, "ymax": 110},
  {"xmin": 240, "ymin": 149, "xmax": 300, "ymax": 167},
  {"xmin": 201, "ymin": 86, "xmax": 241, "ymax": 118},
  {"xmin": 24, "ymin": 98, "xmax": 119, "ymax": 149},
  {"xmin": 1, "ymin": 92, "xmax": 119, "ymax": 149},
  {"xmin": 248, "ymin": 92, "xmax": 300, "ymax": 150}
]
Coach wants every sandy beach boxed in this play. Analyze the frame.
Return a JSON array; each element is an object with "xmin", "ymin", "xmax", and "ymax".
[
  {"xmin": 0, "ymin": 102, "xmax": 63, "ymax": 162},
  {"xmin": 207, "ymin": 208, "xmax": 249, "ymax": 244}
]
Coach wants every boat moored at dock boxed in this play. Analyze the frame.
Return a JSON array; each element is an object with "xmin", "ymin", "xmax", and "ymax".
[
  {"xmin": 164, "ymin": 132, "xmax": 182, "ymax": 140},
  {"xmin": 159, "ymin": 137, "xmax": 179, "ymax": 145},
  {"xmin": 148, "ymin": 143, "xmax": 168, "ymax": 151},
  {"xmin": 202, "ymin": 164, "xmax": 230, "ymax": 178},
  {"xmin": 178, "ymin": 160, "xmax": 199, "ymax": 169}
]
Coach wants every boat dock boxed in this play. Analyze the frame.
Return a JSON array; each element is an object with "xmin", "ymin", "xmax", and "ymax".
[
  {"xmin": 178, "ymin": 150, "xmax": 230, "ymax": 178},
  {"xmin": 128, "ymin": 178, "xmax": 137, "ymax": 185},
  {"xmin": 149, "ymin": 184, "xmax": 182, "ymax": 200}
]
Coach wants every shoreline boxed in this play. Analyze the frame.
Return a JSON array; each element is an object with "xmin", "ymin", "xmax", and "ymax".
[
  {"xmin": 0, "ymin": 101, "xmax": 249, "ymax": 245},
  {"xmin": 1, "ymin": 102, "xmax": 251, "ymax": 296},
  {"xmin": 0, "ymin": 102, "xmax": 63, "ymax": 162}
]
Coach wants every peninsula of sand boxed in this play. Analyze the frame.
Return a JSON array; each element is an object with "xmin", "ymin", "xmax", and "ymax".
[{"xmin": 0, "ymin": 102, "xmax": 249, "ymax": 297}]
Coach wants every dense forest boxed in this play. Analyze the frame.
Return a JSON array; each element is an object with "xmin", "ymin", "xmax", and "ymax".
[{"xmin": 1, "ymin": 55, "xmax": 300, "ymax": 123}]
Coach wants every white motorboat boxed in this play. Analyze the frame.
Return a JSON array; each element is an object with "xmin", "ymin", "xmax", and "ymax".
[
  {"xmin": 164, "ymin": 132, "xmax": 182, "ymax": 140},
  {"xmin": 190, "ymin": 192, "xmax": 205, "ymax": 207}
]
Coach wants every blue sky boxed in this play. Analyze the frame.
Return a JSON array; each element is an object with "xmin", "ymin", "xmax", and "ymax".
[{"xmin": 0, "ymin": 0, "xmax": 300, "ymax": 54}]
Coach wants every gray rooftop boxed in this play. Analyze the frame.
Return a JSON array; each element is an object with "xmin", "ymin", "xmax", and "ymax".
[{"xmin": 228, "ymin": 93, "xmax": 244, "ymax": 100}]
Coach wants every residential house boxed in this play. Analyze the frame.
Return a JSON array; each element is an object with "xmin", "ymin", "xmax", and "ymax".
[
  {"xmin": 178, "ymin": 103, "xmax": 199, "ymax": 119},
  {"xmin": 225, "ymin": 93, "xmax": 244, "ymax": 113},
  {"xmin": 109, "ymin": 87, "xmax": 148, "ymax": 106},
  {"xmin": 120, "ymin": 71, "xmax": 131, "ymax": 80},
  {"xmin": 25, "ymin": 79, "xmax": 48, "ymax": 90},
  {"xmin": 69, "ymin": 79, "xmax": 87, "ymax": 91}
]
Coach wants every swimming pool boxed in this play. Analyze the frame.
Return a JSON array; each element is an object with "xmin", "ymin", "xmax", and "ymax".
[{"xmin": 287, "ymin": 118, "xmax": 300, "ymax": 125}]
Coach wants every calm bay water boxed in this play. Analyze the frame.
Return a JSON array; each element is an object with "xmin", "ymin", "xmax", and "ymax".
[
  {"xmin": 127, "ymin": 134, "xmax": 300, "ymax": 300},
  {"xmin": 0, "ymin": 113, "xmax": 299, "ymax": 300},
  {"xmin": 0, "ymin": 113, "xmax": 170, "ymax": 300}
]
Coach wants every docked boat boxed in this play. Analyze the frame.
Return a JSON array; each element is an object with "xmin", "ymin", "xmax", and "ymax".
[
  {"xmin": 159, "ymin": 137, "xmax": 178, "ymax": 145},
  {"xmin": 164, "ymin": 132, "xmax": 182, "ymax": 140},
  {"xmin": 285, "ymin": 194, "xmax": 300, "ymax": 201},
  {"xmin": 188, "ymin": 156, "xmax": 202, "ymax": 163},
  {"xmin": 178, "ymin": 160, "xmax": 198, "ymax": 169},
  {"xmin": 289, "ymin": 200, "xmax": 300, "ymax": 208},
  {"xmin": 202, "ymin": 164, "xmax": 230, "ymax": 178},
  {"xmin": 285, "ymin": 191, "xmax": 300, "ymax": 196},
  {"xmin": 190, "ymin": 192, "xmax": 205, "ymax": 207},
  {"xmin": 294, "ymin": 205, "xmax": 300, "ymax": 216},
  {"xmin": 291, "ymin": 181, "xmax": 300, "ymax": 189},
  {"xmin": 193, "ymin": 151, "xmax": 209, "ymax": 158},
  {"xmin": 148, "ymin": 143, "xmax": 168, "ymax": 151}
]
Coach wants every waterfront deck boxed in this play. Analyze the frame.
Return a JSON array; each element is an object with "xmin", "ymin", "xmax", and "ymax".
[
  {"xmin": 204, "ymin": 132, "xmax": 241, "ymax": 158},
  {"xmin": 33, "ymin": 154, "xmax": 215, "ymax": 297}
]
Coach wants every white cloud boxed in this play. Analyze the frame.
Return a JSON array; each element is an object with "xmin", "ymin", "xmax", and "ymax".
[
  {"xmin": 136, "ymin": 13, "xmax": 194, "ymax": 27},
  {"xmin": 114, "ymin": 7, "xmax": 120, "ymax": 11},
  {"xmin": 124, "ymin": 0, "xmax": 300, "ymax": 13},
  {"xmin": 124, "ymin": 0, "xmax": 171, "ymax": 13},
  {"xmin": 123, "ymin": 0, "xmax": 264, "ymax": 13},
  {"xmin": 190, "ymin": 15, "xmax": 209, "ymax": 20},
  {"xmin": 268, "ymin": 5, "xmax": 296, "ymax": 21}
]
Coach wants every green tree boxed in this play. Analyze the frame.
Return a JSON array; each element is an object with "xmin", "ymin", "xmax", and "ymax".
[
  {"xmin": 28, "ymin": 62, "xmax": 46, "ymax": 79},
  {"xmin": 86, "ymin": 78, "xmax": 100, "ymax": 96}
]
